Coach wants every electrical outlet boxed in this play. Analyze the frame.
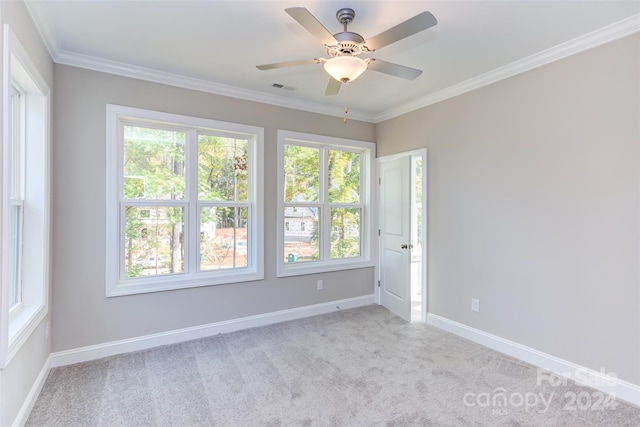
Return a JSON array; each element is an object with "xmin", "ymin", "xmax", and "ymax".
[
  {"xmin": 317, "ymin": 280, "xmax": 323, "ymax": 291},
  {"xmin": 45, "ymin": 321, "xmax": 50, "ymax": 339},
  {"xmin": 471, "ymin": 298, "xmax": 480, "ymax": 312}
]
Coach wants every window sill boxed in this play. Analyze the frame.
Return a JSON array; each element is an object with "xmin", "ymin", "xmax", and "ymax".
[
  {"xmin": 107, "ymin": 269, "xmax": 264, "ymax": 297},
  {"xmin": 3, "ymin": 303, "xmax": 47, "ymax": 368},
  {"xmin": 277, "ymin": 259, "xmax": 374, "ymax": 278}
]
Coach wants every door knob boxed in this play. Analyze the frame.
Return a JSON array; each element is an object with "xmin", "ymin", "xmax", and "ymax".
[{"xmin": 401, "ymin": 244, "xmax": 408, "ymax": 249}]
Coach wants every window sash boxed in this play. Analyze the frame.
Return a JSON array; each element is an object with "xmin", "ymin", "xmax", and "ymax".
[
  {"xmin": 119, "ymin": 200, "xmax": 254, "ymax": 279},
  {"xmin": 198, "ymin": 204, "xmax": 250, "ymax": 272},
  {"xmin": 120, "ymin": 203, "xmax": 186, "ymax": 280},
  {"xmin": 122, "ymin": 124, "xmax": 187, "ymax": 201},
  {"xmin": 283, "ymin": 205, "xmax": 320, "ymax": 263}
]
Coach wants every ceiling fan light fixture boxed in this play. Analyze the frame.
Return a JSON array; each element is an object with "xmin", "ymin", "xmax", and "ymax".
[{"xmin": 323, "ymin": 56, "xmax": 367, "ymax": 83}]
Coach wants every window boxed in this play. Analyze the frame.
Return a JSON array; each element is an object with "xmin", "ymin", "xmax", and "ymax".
[
  {"xmin": 277, "ymin": 130, "xmax": 375, "ymax": 277},
  {"xmin": 106, "ymin": 105, "xmax": 264, "ymax": 296},
  {"xmin": 1, "ymin": 25, "xmax": 50, "ymax": 368}
]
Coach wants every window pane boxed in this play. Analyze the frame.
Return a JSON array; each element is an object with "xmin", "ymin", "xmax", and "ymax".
[
  {"xmin": 123, "ymin": 126, "xmax": 185, "ymax": 200},
  {"xmin": 284, "ymin": 207, "xmax": 319, "ymax": 263},
  {"xmin": 331, "ymin": 208, "xmax": 361, "ymax": 259},
  {"xmin": 200, "ymin": 206, "xmax": 248, "ymax": 270},
  {"xmin": 124, "ymin": 206, "xmax": 184, "ymax": 277},
  {"xmin": 198, "ymin": 135, "xmax": 248, "ymax": 201},
  {"xmin": 10, "ymin": 85, "xmax": 23, "ymax": 199},
  {"xmin": 284, "ymin": 145, "xmax": 319, "ymax": 202},
  {"xmin": 9, "ymin": 204, "xmax": 22, "ymax": 308},
  {"xmin": 328, "ymin": 150, "xmax": 360, "ymax": 203}
]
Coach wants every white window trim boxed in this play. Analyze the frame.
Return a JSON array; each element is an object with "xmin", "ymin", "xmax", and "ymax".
[
  {"xmin": 1, "ymin": 25, "xmax": 51, "ymax": 368},
  {"xmin": 276, "ymin": 130, "xmax": 375, "ymax": 277},
  {"xmin": 106, "ymin": 105, "xmax": 264, "ymax": 297}
]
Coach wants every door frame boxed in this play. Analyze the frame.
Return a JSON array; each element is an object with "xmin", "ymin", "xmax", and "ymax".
[{"xmin": 376, "ymin": 148, "xmax": 428, "ymax": 321}]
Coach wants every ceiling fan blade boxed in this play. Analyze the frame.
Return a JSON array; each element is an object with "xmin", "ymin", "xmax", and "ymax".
[
  {"xmin": 256, "ymin": 59, "xmax": 320, "ymax": 71},
  {"xmin": 367, "ymin": 59, "xmax": 423, "ymax": 80},
  {"xmin": 325, "ymin": 77, "xmax": 342, "ymax": 96},
  {"xmin": 366, "ymin": 11, "xmax": 437, "ymax": 51},
  {"xmin": 285, "ymin": 7, "xmax": 338, "ymax": 46}
]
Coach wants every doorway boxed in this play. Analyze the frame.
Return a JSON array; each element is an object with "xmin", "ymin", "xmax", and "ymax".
[{"xmin": 378, "ymin": 149, "xmax": 427, "ymax": 322}]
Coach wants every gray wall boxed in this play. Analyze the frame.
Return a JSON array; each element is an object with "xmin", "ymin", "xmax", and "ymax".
[
  {"xmin": 0, "ymin": 1, "xmax": 53, "ymax": 425},
  {"xmin": 52, "ymin": 65, "xmax": 376, "ymax": 352},
  {"xmin": 377, "ymin": 34, "xmax": 640, "ymax": 385}
]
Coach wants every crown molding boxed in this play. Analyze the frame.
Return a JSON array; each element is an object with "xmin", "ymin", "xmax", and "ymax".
[
  {"xmin": 53, "ymin": 51, "xmax": 376, "ymax": 123},
  {"xmin": 375, "ymin": 14, "xmax": 640, "ymax": 122}
]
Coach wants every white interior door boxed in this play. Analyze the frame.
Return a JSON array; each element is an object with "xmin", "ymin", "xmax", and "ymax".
[{"xmin": 379, "ymin": 155, "xmax": 412, "ymax": 321}]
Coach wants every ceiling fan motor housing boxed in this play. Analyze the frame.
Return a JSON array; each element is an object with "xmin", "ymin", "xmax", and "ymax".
[{"xmin": 327, "ymin": 38, "xmax": 366, "ymax": 58}]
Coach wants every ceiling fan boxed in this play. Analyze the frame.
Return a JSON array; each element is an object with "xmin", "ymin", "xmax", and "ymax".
[{"xmin": 256, "ymin": 7, "xmax": 437, "ymax": 96}]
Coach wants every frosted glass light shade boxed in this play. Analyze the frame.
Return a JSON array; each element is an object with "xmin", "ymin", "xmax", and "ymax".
[{"xmin": 324, "ymin": 56, "xmax": 367, "ymax": 83}]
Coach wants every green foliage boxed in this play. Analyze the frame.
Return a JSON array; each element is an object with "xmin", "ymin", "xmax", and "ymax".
[
  {"xmin": 124, "ymin": 206, "xmax": 145, "ymax": 278},
  {"xmin": 198, "ymin": 135, "xmax": 248, "ymax": 229},
  {"xmin": 121, "ymin": 126, "xmax": 251, "ymax": 278},
  {"xmin": 124, "ymin": 206, "xmax": 184, "ymax": 278},
  {"xmin": 284, "ymin": 145, "xmax": 319, "ymax": 202},
  {"xmin": 328, "ymin": 150, "xmax": 360, "ymax": 203},
  {"xmin": 198, "ymin": 135, "xmax": 248, "ymax": 202},
  {"xmin": 122, "ymin": 125, "xmax": 188, "ymax": 278},
  {"xmin": 126, "ymin": 264, "xmax": 144, "ymax": 278},
  {"xmin": 330, "ymin": 207, "xmax": 361, "ymax": 259},
  {"xmin": 200, "ymin": 206, "xmax": 248, "ymax": 270},
  {"xmin": 123, "ymin": 126, "xmax": 185, "ymax": 200},
  {"xmin": 328, "ymin": 150, "xmax": 361, "ymax": 259},
  {"xmin": 284, "ymin": 145, "xmax": 363, "ymax": 260}
]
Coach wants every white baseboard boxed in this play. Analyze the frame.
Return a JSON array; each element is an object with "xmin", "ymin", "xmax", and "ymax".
[
  {"xmin": 51, "ymin": 295, "xmax": 375, "ymax": 368},
  {"xmin": 13, "ymin": 354, "xmax": 52, "ymax": 427},
  {"xmin": 427, "ymin": 313, "xmax": 640, "ymax": 407}
]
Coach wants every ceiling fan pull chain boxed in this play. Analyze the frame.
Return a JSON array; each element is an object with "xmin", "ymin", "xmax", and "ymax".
[{"xmin": 343, "ymin": 88, "xmax": 349, "ymax": 123}]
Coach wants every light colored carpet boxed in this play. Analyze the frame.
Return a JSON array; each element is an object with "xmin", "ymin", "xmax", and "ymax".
[{"xmin": 27, "ymin": 305, "xmax": 640, "ymax": 426}]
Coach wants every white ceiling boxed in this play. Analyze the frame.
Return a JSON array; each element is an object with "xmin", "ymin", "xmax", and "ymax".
[{"xmin": 25, "ymin": 0, "xmax": 640, "ymax": 122}]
